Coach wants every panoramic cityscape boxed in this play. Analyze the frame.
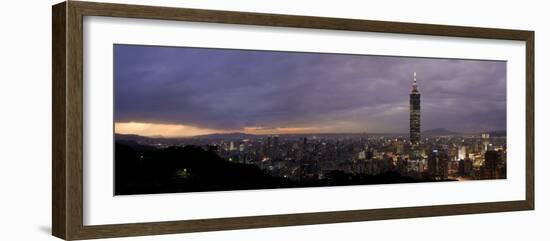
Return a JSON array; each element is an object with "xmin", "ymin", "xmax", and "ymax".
[{"xmin": 114, "ymin": 45, "xmax": 507, "ymax": 195}]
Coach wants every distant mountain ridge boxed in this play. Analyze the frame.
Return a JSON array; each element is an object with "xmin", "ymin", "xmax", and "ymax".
[
  {"xmin": 485, "ymin": 130, "xmax": 507, "ymax": 137},
  {"xmin": 421, "ymin": 128, "xmax": 506, "ymax": 137},
  {"xmin": 192, "ymin": 132, "xmax": 260, "ymax": 140},
  {"xmin": 115, "ymin": 133, "xmax": 167, "ymax": 141},
  {"xmin": 116, "ymin": 128, "xmax": 506, "ymax": 142},
  {"xmin": 422, "ymin": 128, "xmax": 458, "ymax": 136}
]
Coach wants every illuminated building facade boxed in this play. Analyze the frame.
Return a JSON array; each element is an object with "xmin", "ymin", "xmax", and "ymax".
[
  {"xmin": 481, "ymin": 133, "xmax": 490, "ymax": 152},
  {"xmin": 428, "ymin": 150, "xmax": 449, "ymax": 180},
  {"xmin": 410, "ymin": 72, "xmax": 421, "ymax": 157}
]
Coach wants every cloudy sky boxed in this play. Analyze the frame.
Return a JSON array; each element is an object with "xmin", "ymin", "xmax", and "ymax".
[{"xmin": 114, "ymin": 44, "xmax": 506, "ymax": 137}]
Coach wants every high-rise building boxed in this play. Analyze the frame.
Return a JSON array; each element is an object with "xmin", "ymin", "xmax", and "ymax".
[
  {"xmin": 357, "ymin": 150, "xmax": 366, "ymax": 160},
  {"xmin": 394, "ymin": 140, "xmax": 404, "ymax": 154},
  {"xmin": 409, "ymin": 72, "xmax": 421, "ymax": 144},
  {"xmin": 481, "ymin": 133, "xmax": 490, "ymax": 152},
  {"xmin": 482, "ymin": 150, "xmax": 502, "ymax": 179},
  {"xmin": 410, "ymin": 72, "xmax": 421, "ymax": 156},
  {"xmin": 458, "ymin": 158, "xmax": 473, "ymax": 177},
  {"xmin": 458, "ymin": 145, "xmax": 467, "ymax": 160},
  {"xmin": 428, "ymin": 150, "xmax": 448, "ymax": 180}
]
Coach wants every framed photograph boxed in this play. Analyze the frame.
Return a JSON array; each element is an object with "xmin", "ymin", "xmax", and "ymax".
[{"xmin": 52, "ymin": 1, "xmax": 534, "ymax": 240}]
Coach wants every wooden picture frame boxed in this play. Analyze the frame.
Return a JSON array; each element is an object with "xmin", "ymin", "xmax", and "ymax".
[{"xmin": 52, "ymin": 1, "xmax": 534, "ymax": 240}]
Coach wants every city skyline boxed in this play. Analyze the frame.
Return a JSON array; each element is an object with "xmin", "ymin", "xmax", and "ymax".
[
  {"xmin": 114, "ymin": 44, "xmax": 507, "ymax": 195},
  {"xmin": 114, "ymin": 44, "xmax": 506, "ymax": 138}
]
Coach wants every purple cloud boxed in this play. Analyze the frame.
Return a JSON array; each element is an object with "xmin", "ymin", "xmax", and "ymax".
[{"xmin": 114, "ymin": 44, "xmax": 506, "ymax": 133}]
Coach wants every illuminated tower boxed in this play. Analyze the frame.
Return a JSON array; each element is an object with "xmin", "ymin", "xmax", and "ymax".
[
  {"xmin": 409, "ymin": 72, "xmax": 421, "ymax": 153},
  {"xmin": 481, "ymin": 133, "xmax": 490, "ymax": 152}
]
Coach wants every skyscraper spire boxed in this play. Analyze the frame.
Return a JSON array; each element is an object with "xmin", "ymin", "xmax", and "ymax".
[{"xmin": 412, "ymin": 71, "xmax": 418, "ymax": 92}]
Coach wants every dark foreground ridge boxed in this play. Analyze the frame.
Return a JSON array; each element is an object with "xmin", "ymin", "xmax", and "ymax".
[{"xmin": 115, "ymin": 142, "xmax": 444, "ymax": 195}]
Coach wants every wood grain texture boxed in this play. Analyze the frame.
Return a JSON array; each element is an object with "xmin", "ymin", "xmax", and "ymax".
[
  {"xmin": 52, "ymin": 2, "xmax": 67, "ymax": 240},
  {"xmin": 525, "ymin": 32, "xmax": 535, "ymax": 209},
  {"xmin": 72, "ymin": 1, "xmax": 533, "ymax": 40},
  {"xmin": 51, "ymin": 1, "xmax": 535, "ymax": 240},
  {"xmin": 66, "ymin": 1, "xmax": 85, "ymax": 240},
  {"xmin": 74, "ymin": 201, "xmax": 530, "ymax": 240}
]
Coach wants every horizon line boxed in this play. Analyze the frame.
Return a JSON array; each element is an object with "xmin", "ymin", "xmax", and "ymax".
[{"xmin": 115, "ymin": 129, "xmax": 506, "ymax": 139}]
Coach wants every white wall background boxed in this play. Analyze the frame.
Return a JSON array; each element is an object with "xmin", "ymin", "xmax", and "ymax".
[{"xmin": 0, "ymin": 0, "xmax": 547, "ymax": 240}]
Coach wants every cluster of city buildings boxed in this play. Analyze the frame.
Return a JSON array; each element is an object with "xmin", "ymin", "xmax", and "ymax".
[
  {"xmin": 190, "ymin": 72, "xmax": 506, "ymax": 182},
  {"xmin": 122, "ymin": 72, "xmax": 506, "ymax": 183},
  {"xmin": 206, "ymin": 132, "xmax": 506, "ymax": 182}
]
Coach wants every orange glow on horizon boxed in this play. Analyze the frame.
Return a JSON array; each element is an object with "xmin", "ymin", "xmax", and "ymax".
[
  {"xmin": 115, "ymin": 122, "xmax": 328, "ymax": 137},
  {"xmin": 115, "ymin": 122, "xmax": 225, "ymax": 138}
]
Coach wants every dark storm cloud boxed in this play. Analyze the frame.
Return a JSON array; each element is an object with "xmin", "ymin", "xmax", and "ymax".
[{"xmin": 114, "ymin": 44, "xmax": 506, "ymax": 133}]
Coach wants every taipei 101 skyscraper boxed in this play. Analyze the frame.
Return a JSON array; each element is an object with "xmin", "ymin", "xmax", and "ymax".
[{"xmin": 410, "ymin": 72, "xmax": 421, "ymax": 155}]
